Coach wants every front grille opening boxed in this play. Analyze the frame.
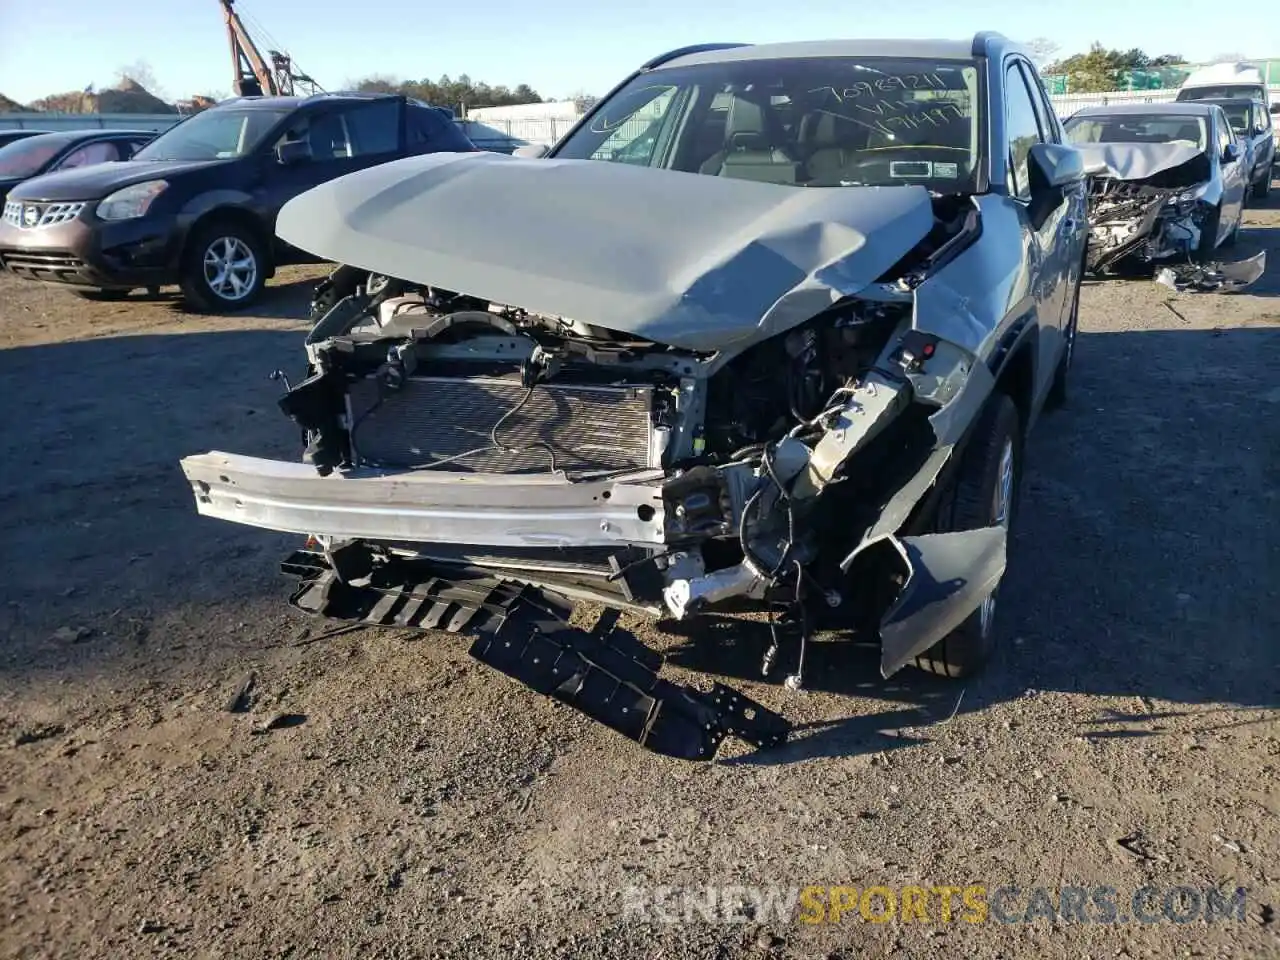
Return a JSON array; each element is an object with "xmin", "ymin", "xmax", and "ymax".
[{"xmin": 349, "ymin": 375, "xmax": 654, "ymax": 478}]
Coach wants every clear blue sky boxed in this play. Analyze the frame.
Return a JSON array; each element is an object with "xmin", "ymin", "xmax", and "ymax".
[{"xmin": 0, "ymin": 0, "xmax": 1263, "ymax": 104}]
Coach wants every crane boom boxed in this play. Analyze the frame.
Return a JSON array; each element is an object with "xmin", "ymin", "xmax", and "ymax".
[{"xmin": 219, "ymin": 0, "xmax": 319, "ymax": 97}]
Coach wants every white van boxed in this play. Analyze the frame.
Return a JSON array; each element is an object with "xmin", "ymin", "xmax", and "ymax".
[{"xmin": 1176, "ymin": 62, "xmax": 1271, "ymax": 109}]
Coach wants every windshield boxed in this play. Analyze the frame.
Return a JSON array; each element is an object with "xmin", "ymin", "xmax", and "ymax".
[
  {"xmin": 1065, "ymin": 113, "xmax": 1207, "ymax": 151},
  {"xmin": 554, "ymin": 56, "xmax": 982, "ymax": 191},
  {"xmin": 1214, "ymin": 102, "xmax": 1253, "ymax": 134},
  {"xmin": 0, "ymin": 135, "xmax": 72, "ymax": 179},
  {"xmin": 134, "ymin": 108, "xmax": 290, "ymax": 161},
  {"xmin": 1179, "ymin": 85, "xmax": 1265, "ymax": 102}
]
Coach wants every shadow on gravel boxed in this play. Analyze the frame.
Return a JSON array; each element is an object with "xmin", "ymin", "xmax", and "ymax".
[
  {"xmin": 105, "ymin": 274, "xmax": 320, "ymax": 318},
  {"xmin": 671, "ymin": 324, "xmax": 1280, "ymax": 765},
  {"xmin": 0, "ymin": 328, "xmax": 311, "ymax": 674}
]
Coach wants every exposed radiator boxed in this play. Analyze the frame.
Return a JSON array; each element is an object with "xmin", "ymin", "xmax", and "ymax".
[{"xmin": 349, "ymin": 375, "xmax": 654, "ymax": 477}]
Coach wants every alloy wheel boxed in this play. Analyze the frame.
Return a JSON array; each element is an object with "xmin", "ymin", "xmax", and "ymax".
[{"xmin": 202, "ymin": 236, "xmax": 258, "ymax": 302}]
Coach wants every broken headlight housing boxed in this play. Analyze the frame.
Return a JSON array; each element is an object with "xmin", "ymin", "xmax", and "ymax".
[{"xmin": 1165, "ymin": 185, "xmax": 1206, "ymax": 217}]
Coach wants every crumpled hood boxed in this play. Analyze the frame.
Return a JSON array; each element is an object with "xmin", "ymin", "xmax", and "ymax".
[
  {"xmin": 1076, "ymin": 142, "xmax": 1205, "ymax": 181},
  {"xmin": 276, "ymin": 152, "xmax": 937, "ymax": 352}
]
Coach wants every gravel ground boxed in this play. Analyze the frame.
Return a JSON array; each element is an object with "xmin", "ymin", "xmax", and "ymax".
[{"xmin": 1, "ymin": 192, "xmax": 1278, "ymax": 960}]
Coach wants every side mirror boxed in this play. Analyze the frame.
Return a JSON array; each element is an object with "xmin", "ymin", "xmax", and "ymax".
[
  {"xmin": 276, "ymin": 139, "xmax": 312, "ymax": 165},
  {"xmin": 1028, "ymin": 142, "xmax": 1085, "ymax": 188},
  {"xmin": 1271, "ymin": 103, "xmax": 1280, "ymax": 115},
  {"xmin": 1222, "ymin": 141, "xmax": 1241, "ymax": 163},
  {"xmin": 512, "ymin": 143, "xmax": 550, "ymax": 159},
  {"xmin": 1026, "ymin": 142, "xmax": 1083, "ymax": 230}
]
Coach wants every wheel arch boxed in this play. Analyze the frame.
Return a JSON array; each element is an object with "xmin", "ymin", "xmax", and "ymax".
[
  {"xmin": 980, "ymin": 310, "xmax": 1039, "ymax": 432},
  {"xmin": 178, "ymin": 199, "xmax": 275, "ymax": 279}
]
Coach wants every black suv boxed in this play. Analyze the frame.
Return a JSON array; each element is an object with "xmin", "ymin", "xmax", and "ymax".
[{"xmin": 0, "ymin": 93, "xmax": 476, "ymax": 310}]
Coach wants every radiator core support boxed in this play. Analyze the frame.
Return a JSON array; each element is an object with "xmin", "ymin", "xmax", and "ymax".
[{"xmin": 348, "ymin": 375, "xmax": 656, "ymax": 477}]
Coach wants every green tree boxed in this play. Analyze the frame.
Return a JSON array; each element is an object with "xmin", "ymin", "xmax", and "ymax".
[
  {"xmin": 348, "ymin": 74, "xmax": 544, "ymax": 110},
  {"xmin": 1044, "ymin": 44, "xmax": 1189, "ymax": 92}
]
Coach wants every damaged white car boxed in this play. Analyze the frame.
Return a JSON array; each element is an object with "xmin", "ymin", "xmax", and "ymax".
[
  {"xmin": 180, "ymin": 35, "xmax": 1089, "ymax": 759},
  {"xmin": 1064, "ymin": 102, "xmax": 1249, "ymax": 276}
]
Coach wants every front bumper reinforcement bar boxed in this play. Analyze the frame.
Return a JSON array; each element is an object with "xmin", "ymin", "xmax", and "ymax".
[{"xmin": 282, "ymin": 550, "xmax": 790, "ymax": 760}]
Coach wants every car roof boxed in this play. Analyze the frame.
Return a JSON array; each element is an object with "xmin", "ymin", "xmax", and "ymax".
[
  {"xmin": 214, "ymin": 92, "xmax": 399, "ymax": 111},
  {"xmin": 1069, "ymin": 102, "xmax": 1219, "ymax": 119},
  {"xmin": 3, "ymin": 129, "xmax": 154, "ymax": 149},
  {"xmin": 655, "ymin": 35, "xmax": 1019, "ymax": 70}
]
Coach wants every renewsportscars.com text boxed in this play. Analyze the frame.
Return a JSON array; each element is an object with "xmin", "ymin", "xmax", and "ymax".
[{"xmin": 620, "ymin": 884, "xmax": 1249, "ymax": 925}]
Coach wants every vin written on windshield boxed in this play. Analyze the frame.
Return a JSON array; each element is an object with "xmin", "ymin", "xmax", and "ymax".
[{"xmin": 553, "ymin": 57, "xmax": 981, "ymax": 191}]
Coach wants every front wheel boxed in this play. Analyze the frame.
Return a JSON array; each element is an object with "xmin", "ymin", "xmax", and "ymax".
[
  {"xmin": 180, "ymin": 221, "xmax": 268, "ymax": 313},
  {"xmin": 1196, "ymin": 203, "xmax": 1223, "ymax": 260},
  {"xmin": 913, "ymin": 393, "xmax": 1023, "ymax": 679},
  {"xmin": 1253, "ymin": 172, "xmax": 1271, "ymax": 200}
]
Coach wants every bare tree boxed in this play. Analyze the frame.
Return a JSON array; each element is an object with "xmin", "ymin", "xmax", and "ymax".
[
  {"xmin": 115, "ymin": 59, "xmax": 165, "ymax": 97},
  {"xmin": 568, "ymin": 90, "xmax": 600, "ymax": 114},
  {"xmin": 1025, "ymin": 37, "xmax": 1061, "ymax": 71}
]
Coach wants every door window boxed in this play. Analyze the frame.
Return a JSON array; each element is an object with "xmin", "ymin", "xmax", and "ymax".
[
  {"xmin": 1215, "ymin": 110, "xmax": 1233, "ymax": 158},
  {"xmin": 1018, "ymin": 61, "xmax": 1059, "ymax": 144},
  {"xmin": 1005, "ymin": 62, "xmax": 1045, "ymax": 200},
  {"xmin": 278, "ymin": 100, "xmax": 401, "ymax": 162},
  {"xmin": 56, "ymin": 141, "xmax": 120, "ymax": 169},
  {"xmin": 588, "ymin": 84, "xmax": 679, "ymax": 164},
  {"xmin": 341, "ymin": 100, "xmax": 401, "ymax": 155}
]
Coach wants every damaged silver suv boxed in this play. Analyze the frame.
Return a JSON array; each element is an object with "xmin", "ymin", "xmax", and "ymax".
[{"xmin": 180, "ymin": 34, "xmax": 1089, "ymax": 760}]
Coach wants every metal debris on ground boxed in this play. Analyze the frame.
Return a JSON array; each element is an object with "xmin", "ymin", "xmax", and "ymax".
[
  {"xmin": 224, "ymin": 672, "xmax": 256, "ymax": 713},
  {"xmin": 1155, "ymin": 252, "xmax": 1266, "ymax": 294}
]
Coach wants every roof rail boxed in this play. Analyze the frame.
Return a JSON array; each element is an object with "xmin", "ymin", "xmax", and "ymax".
[
  {"xmin": 971, "ymin": 31, "xmax": 1007, "ymax": 57},
  {"xmin": 641, "ymin": 42, "xmax": 751, "ymax": 70}
]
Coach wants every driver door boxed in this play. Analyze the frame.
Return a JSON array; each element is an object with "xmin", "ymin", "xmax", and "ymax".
[
  {"xmin": 266, "ymin": 99, "xmax": 406, "ymax": 261},
  {"xmin": 1004, "ymin": 59, "xmax": 1073, "ymax": 412},
  {"xmin": 1213, "ymin": 107, "xmax": 1247, "ymax": 237}
]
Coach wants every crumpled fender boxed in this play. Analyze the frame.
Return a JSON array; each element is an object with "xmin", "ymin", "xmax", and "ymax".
[{"xmin": 877, "ymin": 527, "xmax": 1008, "ymax": 677}]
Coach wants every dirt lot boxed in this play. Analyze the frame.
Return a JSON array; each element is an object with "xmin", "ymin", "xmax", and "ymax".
[{"xmin": 1, "ymin": 196, "xmax": 1279, "ymax": 960}]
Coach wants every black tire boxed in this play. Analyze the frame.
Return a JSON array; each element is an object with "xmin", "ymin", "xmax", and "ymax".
[
  {"xmin": 1196, "ymin": 203, "xmax": 1223, "ymax": 260},
  {"xmin": 1044, "ymin": 262, "xmax": 1082, "ymax": 410},
  {"xmin": 913, "ymin": 393, "xmax": 1023, "ymax": 679},
  {"xmin": 1254, "ymin": 173, "xmax": 1271, "ymax": 200},
  {"xmin": 179, "ymin": 220, "xmax": 268, "ymax": 313},
  {"xmin": 72, "ymin": 288, "xmax": 132, "ymax": 301}
]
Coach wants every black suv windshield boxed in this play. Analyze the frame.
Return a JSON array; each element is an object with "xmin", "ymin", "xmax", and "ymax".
[
  {"xmin": 1064, "ymin": 113, "xmax": 1207, "ymax": 151},
  {"xmin": 554, "ymin": 56, "xmax": 981, "ymax": 191},
  {"xmin": 134, "ymin": 108, "xmax": 291, "ymax": 161}
]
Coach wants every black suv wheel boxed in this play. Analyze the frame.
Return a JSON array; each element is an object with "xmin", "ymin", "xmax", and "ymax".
[
  {"xmin": 180, "ymin": 220, "xmax": 268, "ymax": 313},
  {"xmin": 914, "ymin": 393, "xmax": 1022, "ymax": 679}
]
